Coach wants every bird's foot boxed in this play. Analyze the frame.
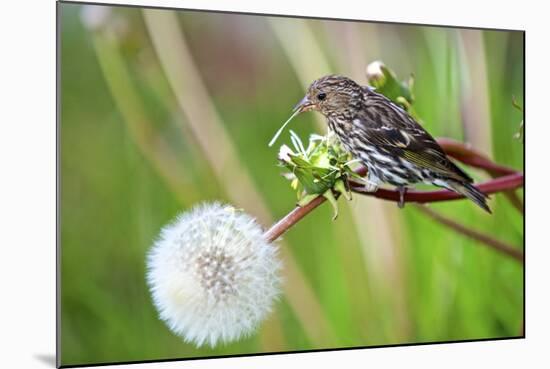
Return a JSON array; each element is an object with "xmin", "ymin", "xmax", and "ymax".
[
  {"xmin": 363, "ymin": 180, "xmax": 379, "ymax": 193},
  {"xmin": 397, "ymin": 186, "xmax": 408, "ymax": 209}
]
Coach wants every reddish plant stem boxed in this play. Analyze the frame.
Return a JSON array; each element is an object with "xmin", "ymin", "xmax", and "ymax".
[
  {"xmin": 436, "ymin": 138, "xmax": 517, "ymax": 176},
  {"xmin": 438, "ymin": 138, "xmax": 524, "ymax": 213},
  {"xmin": 264, "ymin": 195, "xmax": 327, "ymax": 242},
  {"xmin": 414, "ymin": 205, "xmax": 524, "ymax": 263},
  {"xmin": 349, "ymin": 173, "xmax": 523, "ymax": 204},
  {"xmin": 263, "ymin": 139, "xmax": 524, "ymax": 246}
]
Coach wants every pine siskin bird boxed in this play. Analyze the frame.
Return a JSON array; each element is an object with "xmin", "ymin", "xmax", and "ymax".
[{"xmin": 292, "ymin": 74, "xmax": 491, "ymax": 213}]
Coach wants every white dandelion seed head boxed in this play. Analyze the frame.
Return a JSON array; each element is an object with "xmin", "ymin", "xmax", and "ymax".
[{"xmin": 146, "ymin": 202, "xmax": 282, "ymax": 347}]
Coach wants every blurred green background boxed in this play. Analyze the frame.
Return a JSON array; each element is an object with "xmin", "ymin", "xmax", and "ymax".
[{"xmin": 59, "ymin": 2, "xmax": 524, "ymax": 366}]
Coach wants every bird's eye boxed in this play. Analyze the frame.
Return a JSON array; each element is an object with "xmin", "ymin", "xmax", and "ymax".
[{"xmin": 317, "ymin": 92, "xmax": 327, "ymax": 101}]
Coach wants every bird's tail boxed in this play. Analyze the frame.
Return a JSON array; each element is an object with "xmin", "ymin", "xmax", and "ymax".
[{"xmin": 446, "ymin": 180, "xmax": 492, "ymax": 213}]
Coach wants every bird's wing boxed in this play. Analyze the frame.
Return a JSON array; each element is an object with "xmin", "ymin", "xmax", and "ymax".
[{"xmin": 356, "ymin": 91, "xmax": 472, "ymax": 182}]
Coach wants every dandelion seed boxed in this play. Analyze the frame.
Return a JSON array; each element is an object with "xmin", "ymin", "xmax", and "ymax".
[
  {"xmin": 146, "ymin": 202, "xmax": 282, "ymax": 347},
  {"xmin": 268, "ymin": 109, "xmax": 302, "ymax": 147}
]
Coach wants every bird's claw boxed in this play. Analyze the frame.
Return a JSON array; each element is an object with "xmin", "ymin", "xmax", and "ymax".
[
  {"xmin": 363, "ymin": 180, "xmax": 379, "ymax": 193},
  {"xmin": 397, "ymin": 186, "xmax": 407, "ymax": 209}
]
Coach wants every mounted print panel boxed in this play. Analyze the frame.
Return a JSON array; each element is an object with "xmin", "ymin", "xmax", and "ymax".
[{"xmin": 58, "ymin": 1, "xmax": 524, "ymax": 367}]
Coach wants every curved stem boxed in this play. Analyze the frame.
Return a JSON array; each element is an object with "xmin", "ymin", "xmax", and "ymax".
[
  {"xmin": 414, "ymin": 205, "xmax": 523, "ymax": 263},
  {"xmin": 264, "ymin": 139, "xmax": 524, "ymax": 263},
  {"xmin": 349, "ymin": 172, "xmax": 523, "ymax": 204},
  {"xmin": 264, "ymin": 173, "xmax": 523, "ymax": 243},
  {"xmin": 438, "ymin": 138, "xmax": 524, "ymax": 213},
  {"xmin": 436, "ymin": 138, "xmax": 517, "ymax": 176},
  {"xmin": 264, "ymin": 196, "xmax": 327, "ymax": 242}
]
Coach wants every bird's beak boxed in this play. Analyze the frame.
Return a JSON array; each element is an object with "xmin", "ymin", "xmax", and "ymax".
[{"xmin": 293, "ymin": 95, "xmax": 314, "ymax": 113}]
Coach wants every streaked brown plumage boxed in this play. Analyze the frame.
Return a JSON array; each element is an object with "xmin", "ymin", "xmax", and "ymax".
[{"xmin": 293, "ymin": 74, "xmax": 491, "ymax": 213}]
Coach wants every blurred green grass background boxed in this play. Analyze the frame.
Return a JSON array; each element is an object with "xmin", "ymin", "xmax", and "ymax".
[{"xmin": 59, "ymin": 3, "xmax": 524, "ymax": 366}]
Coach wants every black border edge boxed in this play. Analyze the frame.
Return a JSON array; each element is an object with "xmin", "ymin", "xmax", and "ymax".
[
  {"xmin": 58, "ymin": 0, "xmax": 525, "ymax": 33},
  {"xmin": 60, "ymin": 336, "xmax": 524, "ymax": 368}
]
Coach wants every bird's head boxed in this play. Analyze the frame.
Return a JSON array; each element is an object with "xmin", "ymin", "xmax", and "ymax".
[
  {"xmin": 267, "ymin": 75, "xmax": 365, "ymax": 147},
  {"xmin": 294, "ymin": 75, "xmax": 364, "ymax": 118}
]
